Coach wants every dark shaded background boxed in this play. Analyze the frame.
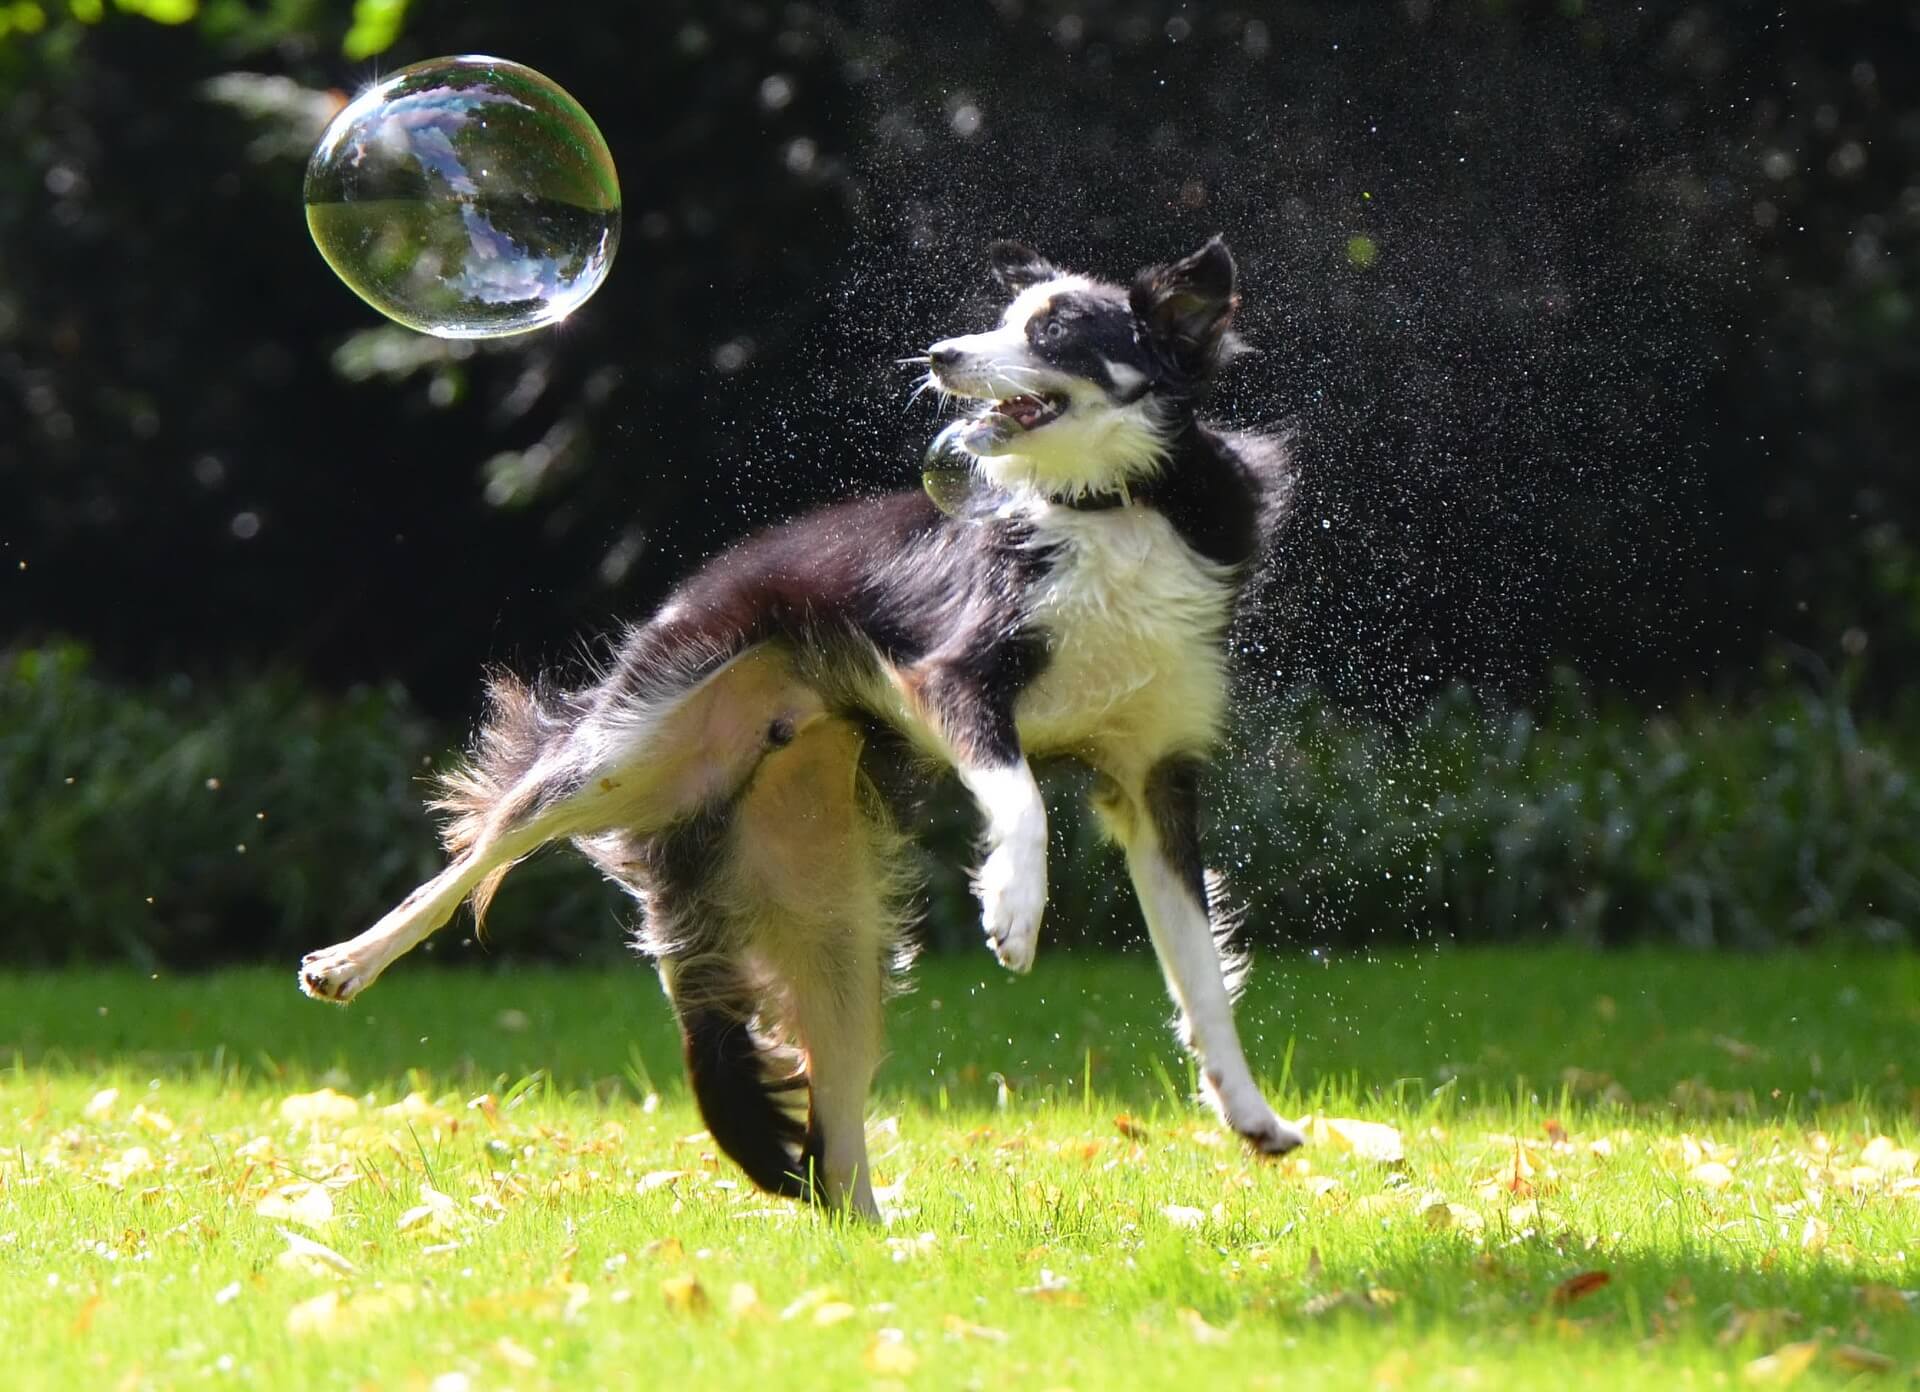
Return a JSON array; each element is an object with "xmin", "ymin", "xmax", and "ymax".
[{"xmin": 2, "ymin": 1, "xmax": 1916, "ymax": 965}]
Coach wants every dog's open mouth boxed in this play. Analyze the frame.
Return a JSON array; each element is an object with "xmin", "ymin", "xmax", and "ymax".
[{"xmin": 988, "ymin": 392, "xmax": 1067, "ymax": 432}]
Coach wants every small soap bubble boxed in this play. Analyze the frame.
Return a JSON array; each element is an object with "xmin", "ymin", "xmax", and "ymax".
[{"xmin": 304, "ymin": 55, "xmax": 620, "ymax": 338}]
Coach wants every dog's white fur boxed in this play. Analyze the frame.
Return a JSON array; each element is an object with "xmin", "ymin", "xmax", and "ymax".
[{"xmin": 301, "ymin": 241, "xmax": 1304, "ymax": 1217}]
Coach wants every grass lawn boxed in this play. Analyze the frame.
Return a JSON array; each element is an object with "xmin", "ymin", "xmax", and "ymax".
[{"xmin": 2, "ymin": 949, "xmax": 1917, "ymax": 1389}]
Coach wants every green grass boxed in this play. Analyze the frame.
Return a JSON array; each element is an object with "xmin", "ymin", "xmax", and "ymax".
[{"xmin": 3, "ymin": 950, "xmax": 1917, "ymax": 1389}]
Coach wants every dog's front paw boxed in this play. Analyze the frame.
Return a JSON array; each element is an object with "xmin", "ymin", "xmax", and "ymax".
[
  {"xmin": 974, "ymin": 839, "xmax": 1045, "ymax": 974},
  {"xmin": 1235, "ymin": 1107, "xmax": 1307, "ymax": 1157},
  {"xmin": 298, "ymin": 945, "xmax": 373, "ymax": 1004}
]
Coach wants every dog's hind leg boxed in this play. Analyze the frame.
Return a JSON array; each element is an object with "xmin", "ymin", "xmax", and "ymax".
[
  {"xmin": 300, "ymin": 643, "xmax": 827, "ymax": 1005},
  {"xmin": 298, "ymin": 806, "xmax": 560, "ymax": 1004},
  {"xmin": 1096, "ymin": 756, "xmax": 1304, "ymax": 1156},
  {"xmin": 665, "ymin": 715, "xmax": 901, "ymax": 1216}
]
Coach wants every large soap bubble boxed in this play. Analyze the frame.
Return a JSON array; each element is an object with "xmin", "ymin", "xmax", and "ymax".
[{"xmin": 304, "ymin": 55, "xmax": 620, "ymax": 338}]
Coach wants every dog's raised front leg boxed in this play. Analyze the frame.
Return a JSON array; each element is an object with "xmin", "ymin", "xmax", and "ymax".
[
  {"xmin": 956, "ymin": 759, "xmax": 1047, "ymax": 974},
  {"xmin": 1107, "ymin": 756, "xmax": 1303, "ymax": 1155},
  {"xmin": 910, "ymin": 657, "xmax": 1048, "ymax": 974}
]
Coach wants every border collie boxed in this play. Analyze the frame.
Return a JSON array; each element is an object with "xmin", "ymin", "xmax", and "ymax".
[{"xmin": 298, "ymin": 237, "xmax": 1303, "ymax": 1217}]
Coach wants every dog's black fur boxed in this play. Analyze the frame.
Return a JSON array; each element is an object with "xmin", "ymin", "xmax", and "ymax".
[{"xmin": 299, "ymin": 237, "xmax": 1301, "ymax": 1214}]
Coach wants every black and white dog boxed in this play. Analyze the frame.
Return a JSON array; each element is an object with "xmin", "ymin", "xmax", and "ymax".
[{"xmin": 298, "ymin": 237, "xmax": 1303, "ymax": 1217}]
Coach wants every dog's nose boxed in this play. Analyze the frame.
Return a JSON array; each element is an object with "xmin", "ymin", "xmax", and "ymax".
[{"xmin": 929, "ymin": 344, "xmax": 962, "ymax": 368}]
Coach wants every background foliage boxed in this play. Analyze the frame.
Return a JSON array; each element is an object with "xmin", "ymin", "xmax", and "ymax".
[
  {"xmin": 2, "ymin": 1, "xmax": 1915, "ymax": 963},
  {"xmin": 9, "ymin": 644, "xmax": 1915, "ymax": 965}
]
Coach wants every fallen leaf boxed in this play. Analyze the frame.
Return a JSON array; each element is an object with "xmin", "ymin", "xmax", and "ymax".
[
  {"xmin": 493, "ymin": 1337, "xmax": 538, "ymax": 1370},
  {"xmin": 396, "ymin": 1185, "xmax": 461, "ymax": 1234},
  {"xmin": 660, "ymin": 1274, "xmax": 708, "ymax": 1316},
  {"xmin": 1177, "ymin": 1307, "xmax": 1230, "ymax": 1345},
  {"xmin": 285, "ymin": 1291, "xmax": 344, "ymax": 1338},
  {"xmin": 1741, "ymin": 1340, "xmax": 1820, "ymax": 1386},
  {"xmin": 279, "ymin": 1089, "xmax": 359, "ymax": 1125},
  {"xmin": 1307, "ymin": 1116, "xmax": 1405, "ymax": 1164},
  {"xmin": 779, "ymin": 1287, "xmax": 835, "ymax": 1321},
  {"xmin": 83, "ymin": 1088, "xmax": 118, "ymax": 1121},
  {"xmin": 1550, "ymin": 1271, "xmax": 1611, "ymax": 1306},
  {"xmin": 813, "ymin": 1301, "xmax": 857, "ymax": 1327},
  {"xmin": 1160, "ymin": 1204, "xmax": 1206, "ymax": 1228},
  {"xmin": 275, "ymin": 1227, "xmax": 357, "ymax": 1276},
  {"xmin": 1543, "ymin": 1119, "xmax": 1568, "ymax": 1145},
  {"xmin": 1372, "ymin": 1349, "xmax": 1416, "ymax": 1387},
  {"xmin": 1720, "ymin": 1309, "xmax": 1801, "ymax": 1349},
  {"xmin": 1860, "ymin": 1136, "xmax": 1918, "ymax": 1175},
  {"xmin": 636, "ymin": 1170, "xmax": 684, "ymax": 1195},
  {"xmin": 1827, "ymin": 1344, "xmax": 1895, "ymax": 1374},
  {"xmin": 1855, "ymin": 1284, "xmax": 1916, "ymax": 1315},
  {"xmin": 1799, "ymin": 1216, "xmax": 1830, "ymax": 1253},
  {"xmin": 863, "ymin": 1329, "xmax": 919, "ymax": 1374},
  {"xmin": 128, "ymin": 1104, "xmax": 174, "ymax": 1135},
  {"xmin": 255, "ymin": 1182, "xmax": 334, "ymax": 1230},
  {"xmin": 1689, "ymin": 1161, "xmax": 1735, "ymax": 1190},
  {"xmin": 286, "ymin": 1285, "xmax": 416, "ymax": 1338},
  {"xmin": 941, "ymin": 1314, "xmax": 1009, "ymax": 1343},
  {"xmin": 727, "ymin": 1283, "xmax": 762, "ymax": 1318},
  {"xmin": 1423, "ymin": 1201, "xmax": 1485, "ymax": 1233},
  {"xmin": 1114, "ymin": 1114, "xmax": 1150, "ymax": 1141}
]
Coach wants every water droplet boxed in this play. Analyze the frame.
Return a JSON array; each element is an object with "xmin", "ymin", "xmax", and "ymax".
[{"xmin": 304, "ymin": 56, "xmax": 621, "ymax": 338}]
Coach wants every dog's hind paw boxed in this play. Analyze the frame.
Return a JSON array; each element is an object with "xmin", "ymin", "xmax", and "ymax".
[
  {"xmin": 975, "ymin": 839, "xmax": 1044, "ymax": 975},
  {"xmin": 298, "ymin": 946, "xmax": 371, "ymax": 1004}
]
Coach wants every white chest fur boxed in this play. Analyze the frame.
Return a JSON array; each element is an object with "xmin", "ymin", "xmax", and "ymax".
[{"xmin": 1013, "ymin": 503, "xmax": 1236, "ymax": 774}]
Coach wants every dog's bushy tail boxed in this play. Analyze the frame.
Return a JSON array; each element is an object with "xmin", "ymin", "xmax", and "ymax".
[
  {"xmin": 429, "ymin": 670, "xmax": 573, "ymax": 927},
  {"xmin": 669, "ymin": 961, "xmax": 823, "ymax": 1201}
]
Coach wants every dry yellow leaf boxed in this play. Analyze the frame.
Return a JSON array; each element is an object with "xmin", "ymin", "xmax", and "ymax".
[
  {"xmin": 83, "ymin": 1088, "xmax": 118, "ymax": 1121},
  {"xmin": 1827, "ymin": 1344, "xmax": 1895, "ymax": 1374},
  {"xmin": 1855, "ymin": 1284, "xmax": 1915, "ymax": 1315},
  {"xmin": 1860, "ymin": 1136, "xmax": 1917, "ymax": 1175},
  {"xmin": 864, "ymin": 1329, "xmax": 919, "ymax": 1375},
  {"xmin": 660, "ymin": 1273, "xmax": 708, "ymax": 1316},
  {"xmin": 493, "ymin": 1337, "xmax": 538, "ymax": 1370},
  {"xmin": 1305, "ymin": 1116, "xmax": 1405, "ymax": 1163},
  {"xmin": 779, "ymin": 1287, "xmax": 835, "ymax": 1321},
  {"xmin": 813, "ymin": 1301, "xmax": 858, "ymax": 1327},
  {"xmin": 1689, "ymin": 1161, "xmax": 1735, "ymax": 1190},
  {"xmin": 286, "ymin": 1285, "xmax": 415, "ymax": 1338},
  {"xmin": 1177, "ymin": 1307, "xmax": 1230, "ymax": 1345},
  {"xmin": 128, "ymin": 1104, "xmax": 174, "ymax": 1135},
  {"xmin": 1160, "ymin": 1204, "xmax": 1206, "ymax": 1228},
  {"xmin": 279, "ymin": 1089, "xmax": 359, "ymax": 1125},
  {"xmin": 275, "ymin": 1228, "xmax": 357, "ymax": 1276},
  {"xmin": 1720, "ymin": 1308, "xmax": 1800, "ymax": 1348},
  {"xmin": 728, "ymin": 1282, "xmax": 762, "ymax": 1318},
  {"xmin": 395, "ymin": 1185, "xmax": 461, "ymax": 1234},
  {"xmin": 381, "ymin": 1091, "xmax": 451, "ymax": 1127},
  {"xmin": 1799, "ymin": 1216, "xmax": 1830, "ymax": 1253},
  {"xmin": 1741, "ymin": 1340, "xmax": 1820, "ymax": 1386},
  {"xmin": 941, "ymin": 1314, "xmax": 1009, "ymax": 1343},
  {"xmin": 255, "ymin": 1182, "xmax": 334, "ymax": 1230},
  {"xmin": 1423, "ymin": 1201, "xmax": 1484, "ymax": 1233},
  {"xmin": 1372, "ymin": 1348, "xmax": 1416, "ymax": 1387}
]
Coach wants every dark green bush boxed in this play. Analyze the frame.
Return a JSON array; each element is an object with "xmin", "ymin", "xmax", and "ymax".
[
  {"xmin": 0, "ymin": 645, "xmax": 615, "ymax": 968},
  {"xmin": 4, "ymin": 645, "xmax": 1914, "ymax": 966}
]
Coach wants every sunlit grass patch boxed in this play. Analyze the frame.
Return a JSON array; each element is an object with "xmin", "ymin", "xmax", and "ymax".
[{"xmin": 1, "ymin": 951, "xmax": 1916, "ymax": 1389}]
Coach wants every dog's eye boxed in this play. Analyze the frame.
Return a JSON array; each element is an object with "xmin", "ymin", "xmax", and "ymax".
[
  {"xmin": 766, "ymin": 717, "xmax": 795, "ymax": 748},
  {"xmin": 1043, "ymin": 319, "xmax": 1066, "ymax": 343}
]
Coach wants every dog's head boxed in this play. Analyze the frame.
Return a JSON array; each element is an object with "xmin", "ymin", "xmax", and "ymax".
[{"xmin": 924, "ymin": 237, "xmax": 1240, "ymax": 497}]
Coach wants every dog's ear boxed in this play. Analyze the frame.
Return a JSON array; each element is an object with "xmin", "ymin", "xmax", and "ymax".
[
  {"xmin": 1131, "ymin": 236, "xmax": 1238, "ymax": 379},
  {"xmin": 988, "ymin": 240, "xmax": 1059, "ymax": 294}
]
